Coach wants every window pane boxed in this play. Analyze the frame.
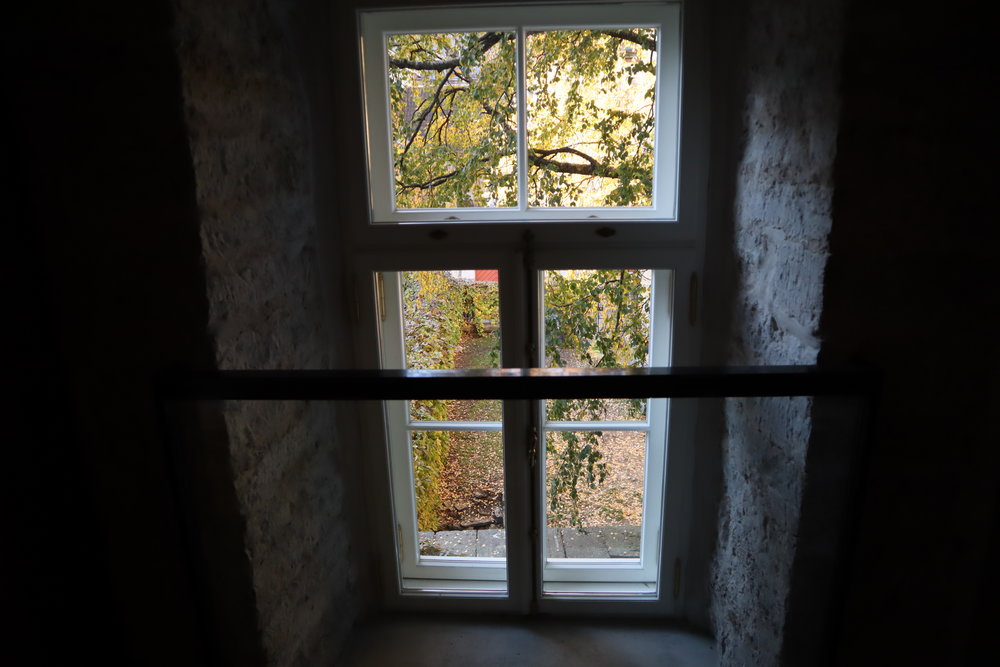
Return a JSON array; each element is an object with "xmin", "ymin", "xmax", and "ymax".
[
  {"xmin": 525, "ymin": 28, "xmax": 657, "ymax": 208},
  {"xmin": 402, "ymin": 270, "xmax": 501, "ymax": 420},
  {"xmin": 545, "ymin": 430, "xmax": 645, "ymax": 558},
  {"xmin": 414, "ymin": 430, "xmax": 507, "ymax": 558},
  {"xmin": 543, "ymin": 269, "xmax": 652, "ymax": 420},
  {"xmin": 387, "ymin": 32, "xmax": 518, "ymax": 209},
  {"xmin": 410, "ymin": 400, "xmax": 502, "ymax": 423}
]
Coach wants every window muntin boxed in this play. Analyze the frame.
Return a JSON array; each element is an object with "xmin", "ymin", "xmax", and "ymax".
[{"xmin": 360, "ymin": 3, "xmax": 681, "ymax": 223}]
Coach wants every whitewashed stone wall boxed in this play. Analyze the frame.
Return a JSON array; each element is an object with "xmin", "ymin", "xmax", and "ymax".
[{"xmin": 711, "ymin": 0, "xmax": 844, "ymax": 664}]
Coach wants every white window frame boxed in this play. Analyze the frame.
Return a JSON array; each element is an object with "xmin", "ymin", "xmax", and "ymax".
[
  {"xmin": 347, "ymin": 0, "xmax": 708, "ymax": 616},
  {"xmin": 380, "ymin": 271, "xmax": 508, "ymax": 587},
  {"xmin": 359, "ymin": 3, "xmax": 682, "ymax": 223}
]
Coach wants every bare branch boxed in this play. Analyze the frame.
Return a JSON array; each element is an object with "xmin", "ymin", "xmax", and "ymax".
[
  {"xmin": 389, "ymin": 32, "xmax": 508, "ymax": 71},
  {"xmin": 398, "ymin": 66, "xmax": 457, "ymax": 167}
]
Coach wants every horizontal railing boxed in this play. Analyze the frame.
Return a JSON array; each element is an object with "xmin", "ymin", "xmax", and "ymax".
[
  {"xmin": 156, "ymin": 363, "xmax": 878, "ymax": 662},
  {"xmin": 157, "ymin": 365, "xmax": 878, "ymax": 401}
]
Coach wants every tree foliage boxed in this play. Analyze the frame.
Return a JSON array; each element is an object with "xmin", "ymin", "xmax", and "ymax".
[
  {"xmin": 388, "ymin": 28, "xmax": 657, "ymax": 209},
  {"xmin": 402, "ymin": 272, "xmax": 462, "ymax": 529},
  {"xmin": 544, "ymin": 269, "xmax": 651, "ymax": 528}
]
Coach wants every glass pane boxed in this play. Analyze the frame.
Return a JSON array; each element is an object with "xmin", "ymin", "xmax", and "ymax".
[
  {"xmin": 543, "ymin": 269, "xmax": 652, "ymax": 420},
  {"xmin": 545, "ymin": 430, "xmax": 645, "ymax": 558},
  {"xmin": 414, "ymin": 430, "xmax": 507, "ymax": 557},
  {"xmin": 525, "ymin": 28, "xmax": 658, "ymax": 207},
  {"xmin": 387, "ymin": 32, "xmax": 518, "ymax": 209},
  {"xmin": 402, "ymin": 270, "xmax": 501, "ymax": 420}
]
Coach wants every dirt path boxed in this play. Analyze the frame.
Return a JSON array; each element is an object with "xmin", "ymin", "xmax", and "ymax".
[{"xmin": 435, "ymin": 335, "xmax": 505, "ymax": 530}]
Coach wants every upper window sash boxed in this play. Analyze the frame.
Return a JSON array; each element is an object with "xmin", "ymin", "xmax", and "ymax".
[{"xmin": 359, "ymin": 3, "xmax": 682, "ymax": 224}]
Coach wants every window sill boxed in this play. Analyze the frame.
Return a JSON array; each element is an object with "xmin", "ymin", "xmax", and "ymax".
[{"xmin": 401, "ymin": 579, "xmax": 508, "ymax": 597}]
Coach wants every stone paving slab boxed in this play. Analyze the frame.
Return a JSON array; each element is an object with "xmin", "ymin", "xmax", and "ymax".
[
  {"xmin": 419, "ymin": 526, "xmax": 640, "ymax": 559},
  {"xmin": 419, "ymin": 530, "xmax": 476, "ymax": 556},
  {"xmin": 558, "ymin": 528, "xmax": 611, "ymax": 557}
]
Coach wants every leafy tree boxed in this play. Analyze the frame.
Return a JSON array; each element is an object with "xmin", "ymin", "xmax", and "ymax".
[
  {"xmin": 387, "ymin": 28, "xmax": 657, "ymax": 208},
  {"xmin": 402, "ymin": 271, "xmax": 466, "ymax": 530}
]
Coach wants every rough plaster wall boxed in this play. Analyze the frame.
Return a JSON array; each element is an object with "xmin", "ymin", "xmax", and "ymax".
[
  {"xmin": 711, "ymin": 0, "xmax": 843, "ymax": 664},
  {"xmin": 173, "ymin": 1, "xmax": 359, "ymax": 664}
]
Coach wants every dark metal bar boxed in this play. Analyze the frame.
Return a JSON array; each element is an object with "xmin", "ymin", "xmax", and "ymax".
[{"xmin": 158, "ymin": 365, "xmax": 877, "ymax": 401}]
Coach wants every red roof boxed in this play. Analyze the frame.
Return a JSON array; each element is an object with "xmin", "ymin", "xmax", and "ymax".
[{"xmin": 475, "ymin": 269, "xmax": 499, "ymax": 282}]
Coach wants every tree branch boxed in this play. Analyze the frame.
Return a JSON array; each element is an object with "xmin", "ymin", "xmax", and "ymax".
[
  {"xmin": 529, "ymin": 147, "xmax": 619, "ymax": 179},
  {"xmin": 389, "ymin": 32, "xmax": 508, "ymax": 71},
  {"xmin": 600, "ymin": 29, "xmax": 657, "ymax": 52},
  {"xmin": 398, "ymin": 66, "xmax": 458, "ymax": 167},
  {"xmin": 398, "ymin": 170, "xmax": 459, "ymax": 191}
]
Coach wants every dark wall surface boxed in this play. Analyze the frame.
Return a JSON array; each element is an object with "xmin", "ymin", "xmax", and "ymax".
[
  {"xmin": 5, "ymin": 2, "xmax": 229, "ymax": 664},
  {"xmin": 820, "ymin": 2, "xmax": 998, "ymax": 664}
]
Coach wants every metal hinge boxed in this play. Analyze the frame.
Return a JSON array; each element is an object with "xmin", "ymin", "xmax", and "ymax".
[
  {"xmin": 375, "ymin": 273, "xmax": 386, "ymax": 321},
  {"xmin": 529, "ymin": 425, "xmax": 539, "ymax": 469}
]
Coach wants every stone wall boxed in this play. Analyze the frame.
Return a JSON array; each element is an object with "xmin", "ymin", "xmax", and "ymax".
[
  {"xmin": 173, "ymin": 1, "xmax": 359, "ymax": 664},
  {"xmin": 711, "ymin": 0, "xmax": 844, "ymax": 663}
]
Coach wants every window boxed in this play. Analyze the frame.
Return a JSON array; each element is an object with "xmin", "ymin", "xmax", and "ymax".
[
  {"xmin": 350, "ymin": 1, "xmax": 705, "ymax": 615},
  {"xmin": 360, "ymin": 3, "xmax": 681, "ymax": 223}
]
